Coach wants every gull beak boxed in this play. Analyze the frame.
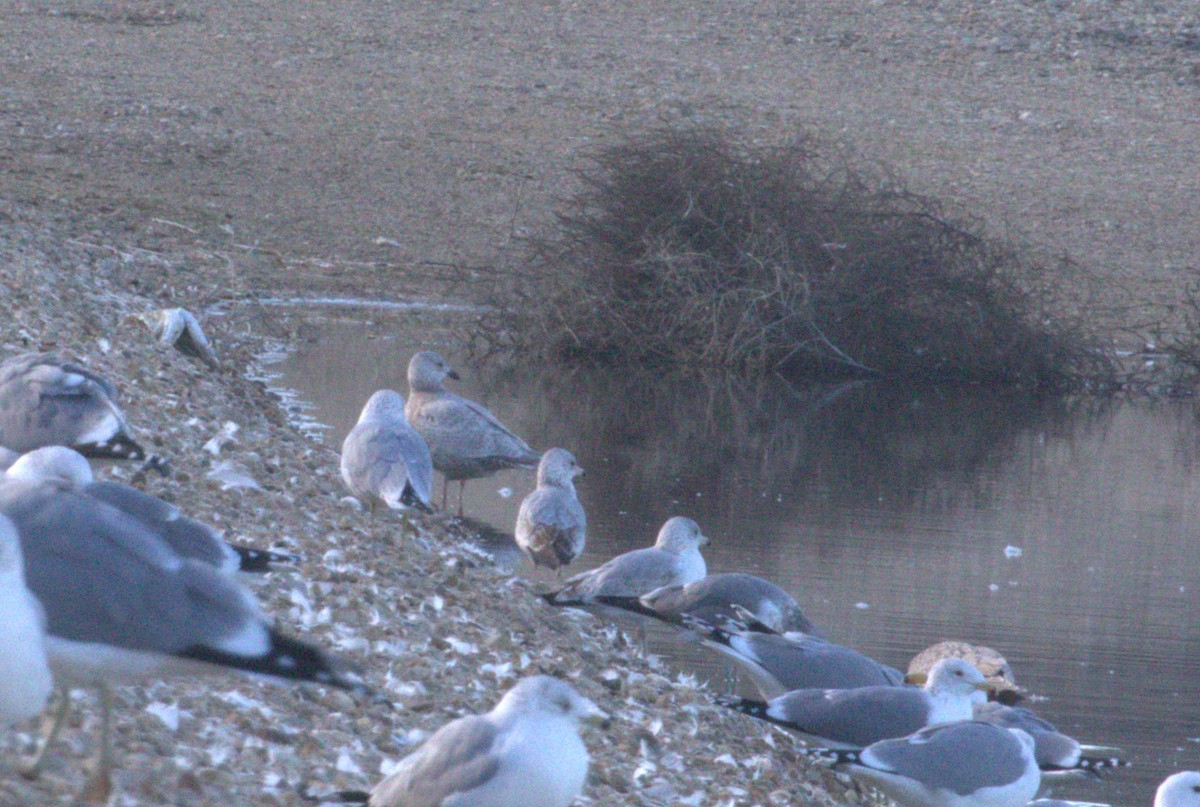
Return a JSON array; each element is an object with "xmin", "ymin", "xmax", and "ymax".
[
  {"xmin": 903, "ymin": 671, "xmax": 927, "ymax": 686},
  {"xmin": 699, "ymin": 532, "xmax": 711, "ymax": 546}
]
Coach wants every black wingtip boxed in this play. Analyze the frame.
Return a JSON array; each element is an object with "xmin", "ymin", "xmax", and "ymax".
[
  {"xmin": 714, "ymin": 694, "xmax": 769, "ymax": 719},
  {"xmin": 179, "ymin": 628, "xmax": 377, "ymax": 700},
  {"xmin": 296, "ymin": 784, "xmax": 370, "ymax": 803},
  {"xmin": 400, "ymin": 485, "xmax": 434, "ymax": 513},
  {"xmin": 232, "ymin": 545, "xmax": 301, "ymax": 573},
  {"xmin": 591, "ymin": 595, "xmax": 662, "ymax": 619},
  {"xmin": 1044, "ymin": 755, "xmax": 1131, "ymax": 779}
]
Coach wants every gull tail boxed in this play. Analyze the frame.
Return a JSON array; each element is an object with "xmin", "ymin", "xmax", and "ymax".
[{"xmin": 1042, "ymin": 755, "xmax": 1131, "ymax": 779}]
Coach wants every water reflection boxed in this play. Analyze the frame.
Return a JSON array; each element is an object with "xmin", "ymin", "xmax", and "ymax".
[{"xmin": 275, "ymin": 313, "xmax": 1200, "ymax": 806}]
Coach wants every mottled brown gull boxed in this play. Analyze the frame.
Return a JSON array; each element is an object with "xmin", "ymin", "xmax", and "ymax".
[
  {"xmin": 543, "ymin": 516, "xmax": 709, "ymax": 605},
  {"xmin": 365, "ymin": 676, "xmax": 606, "ymax": 807},
  {"xmin": 404, "ymin": 351, "xmax": 538, "ymax": 515},
  {"xmin": 0, "ymin": 353, "xmax": 165, "ymax": 472},
  {"xmin": 515, "ymin": 448, "xmax": 586, "ymax": 576},
  {"xmin": 342, "ymin": 389, "xmax": 433, "ymax": 513}
]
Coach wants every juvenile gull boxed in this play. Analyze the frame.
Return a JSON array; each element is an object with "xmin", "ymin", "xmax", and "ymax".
[
  {"xmin": 0, "ymin": 512, "xmax": 53, "ymax": 724},
  {"xmin": 0, "ymin": 353, "xmax": 165, "ymax": 471},
  {"xmin": 515, "ymin": 448, "xmax": 586, "ymax": 575},
  {"xmin": 404, "ymin": 351, "xmax": 538, "ymax": 515},
  {"xmin": 806, "ymin": 721, "xmax": 1041, "ymax": 807},
  {"xmin": 718, "ymin": 657, "xmax": 993, "ymax": 748},
  {"xmin": 1157, "ymin": 772, "xmax": 1200, "ymax": 807},
  {"xmin": 7, "ymin": 446, "xmax": 295, "ymax": 573},
  {"xmin": 690, "ymin": 615, "xmax": 903, "ymax": 699},
  {"xmin": 365, "ymin": 675, "xmax": 606, "ymax": 807},
  {"xmin": 0, "ymin": 450, "xmax": 368, "ymax": 801},
  {"xmin": 910, "ymin": 640, "xmax": 1022, "ymax": 704},
  {"xmin": 594, "ymin": 572, "xmax": 822, "ymax": 636},
  {"xmin": 341, "ymin": 389, "xmax": 434, "ymax": 513},
  {"xmin": 543, "ymin": 516, "xmax": 709, "ymax": 605}
]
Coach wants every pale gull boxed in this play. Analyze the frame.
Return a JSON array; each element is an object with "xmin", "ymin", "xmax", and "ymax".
[
  {"xmin": 594, "ymin": 572, "xmax": 823, "ymax": 636},
  {"xmin": 0, "ymin": 512, "xmax": 53, "ymax": 724},
  {"xmin": 404, "ymin": 351, "xmax": 538, "ymax": 515},
  {"xmin": 718, "ymin": 657, "xmax": 993, "ymax": 748},
  {"xmin": 515, "ymin": 448, "xmax": 586, "ymax": 575},
  {"xmin": 807, "ymin": 721, "xmax": 1041, "ymax": 807},
  {"xmin": 0, "ymin": 450, "xmax": 368, "ymax": 801},
  {"xmin": 0, "ymin": 353, "xmax": 166, "ymax": 472},
  {"xmin": 7, "ymin": 446, "xmax": 295, "ymax": 573},
  {"xmin": 366, "ymin": 675, "xmax": 606, "ymax": 807},
  {"xmin": 543, "ymin": 516, "xmax": 709, "ymax": 605},
  {"xmin": 1157, "ymin": 772, "xmax": 1200, "ymax": 807},
  {"xmin": 689, "ymin": 614, "xmax": 903, "ymax": 699},
  {"xmin": 341, "ymin": 389, "xmax": 434, "ymax": 513}
]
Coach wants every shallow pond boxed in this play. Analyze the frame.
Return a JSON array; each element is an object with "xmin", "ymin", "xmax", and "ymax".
[{"xmin": 273, "ymin": 308, "xmax": 1200, "ymax": 806}]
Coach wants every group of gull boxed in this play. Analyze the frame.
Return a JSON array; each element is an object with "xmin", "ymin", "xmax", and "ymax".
[{"xmin": 0, "ymin": 348, "xmax": 1187, "ymax": 807}]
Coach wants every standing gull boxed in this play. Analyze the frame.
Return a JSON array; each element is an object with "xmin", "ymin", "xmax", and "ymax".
[
  {"xmin": 0, "ymin": 353, "xmax": 165, "ymax": 472},
  {"xmin": 718, "ymin": 657, "xmax": 993, "ymax": 747},
  {"xmin": 690, "ymin": 615, "xmax": 903, "ymax": 699},
  {"xmin": 341, "ymin": 389, "xmax": 434, "ymax": 513},
  {"xmin": 365, "ymin": 675, "xmax": 606, "ymax": 807},
  {"xmin": 0, "ymin": 451, "xmax": 368, "ymax": 801},
  {"xmin": 806, "ymin": 721, "xmax": 1041, "ymax": 807},
  {"xmin": 594, "ymin": 572, "xmax": 822, "ymax": 636},
  {"xmin": 1157, "ymin": 772, "xmax": 1200, "ymax": 807},
  {"xmin": 0, "ymin": 512, "xmax": 53, "ymax": 724},
  {"xmin": 543, "ymin": 516, "xmax": 709, "ymax": 605},
  {"xmin": 404, "ymin": 351, "xmax": 538, "ymax": 515},
  {"xmin": 7, "ymin": 446, "xmax": 294, "ymax": 573},
  {"xmin": 515, "ymin": 448, "xmax": 586, "ymax": 576}
]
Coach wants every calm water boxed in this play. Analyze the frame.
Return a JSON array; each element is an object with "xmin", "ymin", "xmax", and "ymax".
[{"xmin": 274, "ymin": 310, "xmax": 1200, "ymax": 806}]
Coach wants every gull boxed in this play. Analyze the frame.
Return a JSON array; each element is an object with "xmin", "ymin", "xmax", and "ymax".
[
  {"xmin": 1157, "ymin": 772, "xmax": 1200, "ymax": 807},
  {"xmin": 593, "ymin": 572, "xmax": 822, "ymax": 636},
  {"xmin": 0, "ymin": 512, "xmax": 53, "ymax": 724},
  {"xmin": 972, "ymin": 702, "xmax": 1125, "ymax": 777},
  {"xmin": 688, "ymin": 614, "xmax": 903, "ymax": 699},
  {"xmin": 542, "ymin": 516, "xmax": 709, "ymax": 605},
  {"xmin": 515, "ymin": 448, "xmax": 586, "ymax": 576},
  {"xmin": 718, "ymin": 657, "xmax": 994, "ymax": 747},
  {"xmin": 366, "ymin": 676, "xmax": 606, "ymax": 807},
  {"xmin": 909, "ymin": 640, "xmax": 1023, "ymax": 705},
  {"xmin": 341, "ymin": 389, "xmax": 434, "ymax": 513},
  {"xmin": 7, "ymin": 446, "xmax": 295, "ymax": 573},
  {"xmin": 806, "ymin": 721, "xmax": 1041, "ymax": 807},
  {"xmin": 0, "ymin": 450, "xmax": 369, "ymax": 802},
  {"xmin": 404, "ymin": 351, "xmax": 538, "ymax": 515},
  {"xmin": 0, "ymin": 353, "xmax": 166, "ymax": 473}
]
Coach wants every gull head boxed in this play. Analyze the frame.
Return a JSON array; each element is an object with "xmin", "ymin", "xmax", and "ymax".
[
  {"xmin": 497, "ymin": 675, "xmax": 608, "ymax": 727},
  {"xmin": 538, "ymin": 448, "xmax": 584, "ymax": 487},
  {"xmin": 1157, "ymin": 772, "xmax": 1200, "ymax": 807},
  {"xmin": 907, "ymin": 657, "xmax": 993, "ymax": 698},
  {"xmin": 358, "ymin": 389, "xmax": 407, "ymax": 424},
  {"xmin": 407, "ymin": 351, "xmax": 460, "ymax": 392},
  {"xmin": 6, "ymin": 446, "xmax": 95, "ymax": 486},
  {"xmin": 654, "ymin": 516, "xmax": 710, "ymax": 553}
]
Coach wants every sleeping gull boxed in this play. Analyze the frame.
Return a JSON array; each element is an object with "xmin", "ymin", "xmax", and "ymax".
[
  {"xmin": 341, "ymin": 389, "xmax": 434, "ymax": 513},
  {"xmin": 1157, "ymin": 772, "xmax": 1200, "ymax": 807},
  {"xmin": 0, "ymin": 450, "xmax": 369, "ymax": 801},
  {"xmin": 0, "ymin": 353, "xmax": 166, "ymax": 472},
  {"xmin": 365, "ymin": 675, "xmax": 606, "ymax": 807},
  {"xmin": 718, "ymin": 657, "xmax": 993, "ymax": 747},
  {"xmin": 515, "ymin": 448, "xmax": 586, "ymax": 576},
  {"xmin": 689, "ymin": 614, "xmax": 903, "ymax": 699},
  {"xmin": 404, "ymin": 351, "xmax": 538, "ymax": 515},
  {"xmin": 806, "ymin": 721, "xmax": 1041, "ymax": 807},
  {"xmin": 0, "ymin": 512, "xmax": 53, "ymax": 724},
  {"xmin": 7, "ymin": 446, "xmax": 295, "ymax": 573},
  {"xmin": 542, "ymin": 516, "xmax": 709, "ymax": 605},
  {"xmin": 594, "ymin": 572, "xmax": 822, "ymax": 636}
]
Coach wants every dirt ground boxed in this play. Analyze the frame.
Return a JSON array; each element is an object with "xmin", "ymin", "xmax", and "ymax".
[
  {"xmin": 1, "ymin": 0, "xmax": 1197, "ymax": 311},
  {"xmin": 0, "ymin": 2, "xmax": 1197, "ymax": 806}
]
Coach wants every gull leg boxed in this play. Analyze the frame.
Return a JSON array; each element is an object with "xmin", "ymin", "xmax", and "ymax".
[
  {"xmin": 441, "ymin": 478, "xmax": 449, "ymax": 511},
  {"xmin": 456, "ymin": 480, "xmax": 466, "ymax": 518},
  {"xmin": 79, "ymin": 684, "xmax": 115, "ymax": 804},
  {"xmin": 21, "ymin": 685, "xmax": 71, "ymax": 779}
]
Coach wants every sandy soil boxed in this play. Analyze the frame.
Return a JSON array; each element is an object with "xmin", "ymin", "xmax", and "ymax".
[{"xmin": 0, "ymin": 1, "xmax": 1197, "ymax": 805}]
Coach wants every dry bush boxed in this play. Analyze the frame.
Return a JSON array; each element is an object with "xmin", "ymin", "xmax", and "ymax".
[{"xmin": 483, "ymin": 128, "xmax": 1115, "ymax": 390}]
